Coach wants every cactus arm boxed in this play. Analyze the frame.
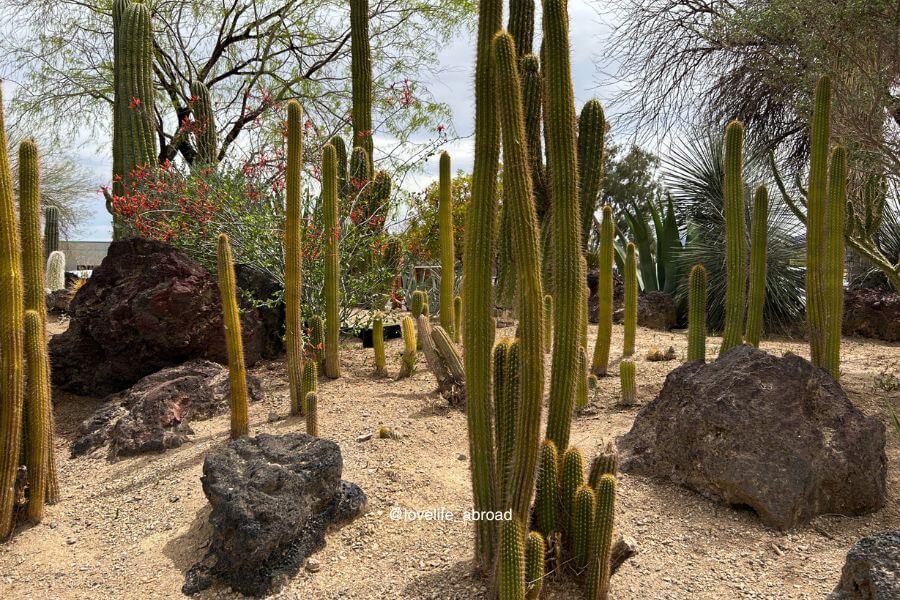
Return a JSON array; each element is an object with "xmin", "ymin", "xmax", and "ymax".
[
  {"xmin": 745, "ymin": 187, "xmax": 768, "ymax": 348},
  {"xmin": 301, "ymin": 357, "xmax": 317, "ymax": 416},
  {"xmin": 559, "ymin": 446, "xmax": 584, "ymax": 539},
  {"xmin": 189, "ymin": 80, "xmax": 217, "ymax": 166},
  {"xmin": 216, "ymin": 234, "xmax": 249, "ymax": 439},
  {"xmin": 285, "ymin": 100, "xmax": 304, "ymax": 416},
  {"xmin": 373, "ymin": 313, "xmax": 387, "ymax": 377},
  {"xmin": 453, "ymin": 295, "xmax": 462, "ymax": 343},
  {"xmin": 573, "ymin": 484, "xmax": 596, "ymax": 573},
  {"xmin": 322, "ymin": 144, "xmax": 341, "ymax": 379},
  {"xmin": 719, "ymin": 120, "xmax": 747, "ymax": 355},
  {"xmin": 534, "ymin": 439, "xmax": 559, "ymax": 538},
  {"xmin": 43, "ymin": 206, "xmax": 59, "ymax": 260}
]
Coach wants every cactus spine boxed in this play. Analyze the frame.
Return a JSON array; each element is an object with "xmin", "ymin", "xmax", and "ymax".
[
  {"xmin": 559, "ymin": 446, "xmax": 584, "ymax": 538},
  {"xmin": 439, "ymin": 152, "xmax": 456, "ymax": 338},
  {"xmin": 591, "ymin": 206, "xmax": 615, "ymax": 375},
  {"xmin": 587, "ymin": 474, "xmax": 616, "ymax": 600},
  {"xmin": 190, "ymin": 80, "xmax": 217, "ymax": 166},
  {"xmin": 534, "ymin": 439, "xmax": 559, "ymax": 538},
  {"xmin": 24, "ymin": 311, "xmax": 50, "ymax": 523},
  {"xmin": 462, "ymin": 0, "xmax": 502, "ymax": 570},
  {"xmin": 0, "ymin": 85, "xmax": 25, "ymax": 539},
  {"xmin": 623, "ymin": 242, "xmax": 637, "ymax": 357},
  {"xmin": 322, "ymin": 144, "xmax": 341, "ymax": 379},
  {"xmin": 499, "ymin": 517, "xmax": 526, "ymax": 600},
  {"xmin": 745, "ymin": 187, "xmax": 768, "ymax": 347},
  {"xmin": 493, "ymin": 31, "xmax": 546, "ymax": 522},
  {"xmin": 398, "ymin": 316, "xmax": 417, "ymax": 379},
  {"xmin": 525, "ymin": 530, "xmax": 545, "ymax": 600},
  {"xmin": 542, "ymin": 294, "xmax": 552, "ymax": 353},
  {"xmin": 453, "ymin": 295, "xmax": 462, "ymax": 343},
  {"xmin": 349, "ymin": 0, "xmax": 374, "ymax": 162},
  {"xmin": 301, "ymin": 358, "xmax": 317, "ymax": 416},
  {"xmin": 285, "ymin": 100, "xmax": 304, "ymax": 417},
  {"xmin": 305, "ymin": 392, "xmax": 318, "ymax": 437},
  {"xmin": 822, "ymin": 146, "xmax": 847, "ymax": 378},
  {"xmin": 216, "ymin": 234, "xmax": 249, "ymax": 438},
  {"xmin": 373, "ymin": 313, "xmax": 387, "ymax": 377},
  {"xmin": 720, "ymin": 121, "xmax": 746, "ymax": 356},
  {"xmin": 687, "ymin": 264, "xmax": 708, "ymax": 362},
  {"xmin": 543, "ymin": 0, "xmax": 585, "ymax": 457},
  {"xmin": 577, "ymin": 100, "xmax": 606, "ymax": 247},
  {"xmin": 43, "ymin": 206, "xmax": 59, "ymax": 259},
  {"xmin": 572, "ymin": 484, "xmax": 596, "ymax": 573},
  {"xmin": 619, "ymin": 359, "xmax": 636, "ymax": 406}
]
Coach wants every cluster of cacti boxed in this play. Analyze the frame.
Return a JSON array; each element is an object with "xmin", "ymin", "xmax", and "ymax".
[
  {"xmin": 43, "ymin": 206, "xmax": 59, "ymax": 259},
  {"xmin": 305, "ymin": 391, "xmax": 318, "ymax": 437},
  {"xmin": 349, "ymin": 0, "xmax": 374, "ymax": 162},
  {"xmin": 591, "ymin": 206, "xmax": 615, "ymax": 375},
  {"xmin": 719, "ymin": 121, "xmax": 747, "ymax": 356},
  {"xmin": 397, "ymin": 316, "xmax": 417, "ymax": 379},
  {"xmin": 372, "ymin": 313, "xmax": 387, "ymax": 377},
  {"xmin": 190, "ymin": 80, "xmax": 218, "ymax": 166},
  {"xmin": 322, "ymin": 144, "xmax": 342, "ymax": 379},
  {"xmin": 745, "ymin": 187, "xmax": 769, "ymax": 347},
  {"xmin": 438, "ymin": 152, "xmax": 456, "ymax": 339},
  {"xmin": 216, "ymin": 234, "xmax": 249, "ymax": 439},
  {"xmin": 285, "ymin": 100, "xmax": 304, "ymax": 417},
  {"xmin": 687, "ymin": 264, "xmax": 708, "ymax": 362},
  {"xmin": 45, "ymin": 251, "xmax": 66, "ymax": 292}
]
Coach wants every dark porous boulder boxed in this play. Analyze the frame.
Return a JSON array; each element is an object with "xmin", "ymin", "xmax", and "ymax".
[
  {"xmin": 235, "ymin": 264, "xmax": 285, "ymax": 358},
  {"xmin": 49, "ymin": 237, "xmax": 263, "ymax": 396},
  {"xmin": 618, "ymin": 345, "xmax": 887, "ymax": 530},
  {"xmin": 587, "ymin": 269, "xmax": 624, "ymax": 324},
  {"xmin": 71, "ymin": 359, "xmax": 265, "ymax": 458},
  {"xmin": 829, "ymin": 529, "xmax": 900, "ymax": 599},
  {"xmin": 613, "ymin": 290, "xmax": 676, "ymax": 330},
  {"xmin": 184, "ymin": 433, "xmax": 366, "ymax": 596},
  {"xmin": 842, "ymin": 289, "xmax": 900, "ymax": 342}
]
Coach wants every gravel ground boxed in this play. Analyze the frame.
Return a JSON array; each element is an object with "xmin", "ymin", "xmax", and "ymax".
[{"xmin": 0, "ymin": 317, "xmax": 897, "ymax": 599}]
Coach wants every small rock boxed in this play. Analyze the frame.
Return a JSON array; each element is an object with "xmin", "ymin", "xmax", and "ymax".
[
  {"xmin": 66, "ymin": 537, "xmax": 77, "ymax": 545},
  {"xmin": 357, "ymin": 433, "xmax": 373, "ymax": 443},
  {"xmin": 457, "ymin": 454, "xmax": 466, "ymax": 461},
  {"xmin": 305, "ymin": 558, "xmax": 321, "ymax": 573},
  {"xmin": 169, "ymin": 495, "xmax": 180, "ymax": 503}
]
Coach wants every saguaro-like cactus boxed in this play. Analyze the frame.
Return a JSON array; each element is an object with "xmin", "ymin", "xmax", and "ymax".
[
  {"xmin": 619, "ymin": 359, "xmax": 636, "ymax": 406},
  {"xmin": 349, "ymin": 0, "xmax": 374, "ymax": 161},
  {"xmin": 322, "ymin": 144, "xmax": 341, "ymax": 379},
  {"xmin": 822, "ymin": 146, "xmax": 847, "ymax": 378},
  {"xmin": 588, "ymin": 474, "xmax": 616, "ymax": 600},
  {"xmin": 24, "ymin": 310, "xmax": 50, "ymax": 523},
  {"xmin": 493, "ymin": 31, "xmax": 546, "ymax": 522},
  {"xmin": 534, "ymin": 439, "xmax": 559, "ymax": 537},
  {"xmin": 461, "ymin": 0, "xmax": 502, "ymax": 570},
  {"xmin": 0, "ymin": 86, "xmax": 25, "ymax": 540},
  {"xmin": 572, "ymin": 484, "xmax": 596, "ymax": 572},
  {"xmin": 216, "ymin": 234, "xmax": 249, "ymax": 438},
  {"xmin": 190, "ymin": 80, "xmax": 217, "ymax": 166},
  {"xmin": 591, "ymin": 205, "xmax": 615, "ymax": 375},
  {"xmin": 525, "ymin": 530, "xmax": 545, "ymax": 600},
  {"xmin": 398, "ymin": 316, "xmax": 417, "ymax": 379},
  {"xmin": 720, "ymin": 121, "xmax": 746, "ymax": 356},
  {"xmin": 43, "ymin": 206, "xmax": 59, "ymax": 259},
  {"xmin": 745, "ymin": 187, "xmax": 768, "ymax": 348},
  {"xmin": 285, "ymin": 100, "xmax": 304, "ymax": 416},
  {"xmin": 305, "ymin": 392, "xmax": 318, "ymax": 437},
  {"xmin": 499, "ymin": 517, "xmax": 526, "ymax": 600},
  {"xmin": 623, "ymin": 242, "xmax": 637, "ymax": 357},
  {"xmin": 687, "ymin": 264, "xmax": 708, "ymax": 362},
  {"xmin": 543, "ymin": 0, "xmax": 585, "ymax": 457},
  {"xmin": 373, "ymin": 313, "xmax": 387, "ymax": 377},
  {"xmin": 439, "ymin": 152, "xmax": 455, "ymax": 338},
  {"xmin": 577, "ymin": 100, "xmax": 606, "ymax": 248}
]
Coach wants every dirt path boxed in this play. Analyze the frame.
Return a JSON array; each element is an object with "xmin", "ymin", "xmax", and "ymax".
[{"xmin": 1, "ymin": 320, "xmax": 898, "ymax": 599}]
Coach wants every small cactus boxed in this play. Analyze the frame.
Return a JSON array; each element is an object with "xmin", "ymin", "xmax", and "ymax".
[
  {"xmin": 190, "ymin": 80, "xmax": 218, "ymax": 166},
  {"xmin": 372, "ymin": 313, "xmax": 387, "ymax": 377},
  {"xmin": 411, "ymin": 289, "xmax": 429, "ymax": 318},
  {"xmin": 305, "ymin": 391, "xmax": 318, "ymax": 437},
  {"xmin": 534, "ymin": 439, "xmax": 559, "ymax": 538},
  {"xmin": 453, "ymin": 295, "xmax": 462, "ymax": 343},
  {"xmin": 45, "ymin": 251, "xmax": 66, "ymax": 292},
  {"xmin": 572, "ymin": 484, "xmax": 596, "ymax": 573},
  {"xmin": 559, "ymin": 446, "xmax": 585, "ymax": 538},
  {"xmin": 43, "ymin": 205, "xmax": 59, "ymax": 259},
  {"xmin": 687, "ymin": 264, "xmax": 708, "ymax": 362},
  {"xmin": 308, "ymin": 315, "xmax": 325, "ymax": 371},
  {"xmin": 525, "ymin": 530, "xmax": 545, "ymax": 600},
  {"xmin": 300, "ymin": 358, "xmax": 317, "ymax": 417},
  {"xmin": 745, "ymin": 186, "xmax": 768, "ymax": 348},
  {"xmin": 588, "ymin": 443, "xmax": 619, "ymax": 489},
  {"xmin": 398, "ymin": 316, "xmax": 417, "ymax": 379},
  {"xmin": 216, "ymin": 234, "xmax": 249, "ymax": 439},
  {"xmin": 619, "ymin": 359, "xmax": 636, "ymax": 406},
  {"xmin": 499, "ymin": 517, "xmax": 526, "ymax": 600},
  {"xmin": 623, "ymin": 242, "xmax": 637, "ymax": 357},
  {"xmin": 591, "ymin": 205, "xmax": 615, "ymax": 375},
  {"xmin": 587, "ymin": 474, "xmax": 616, "ymax": 600}
]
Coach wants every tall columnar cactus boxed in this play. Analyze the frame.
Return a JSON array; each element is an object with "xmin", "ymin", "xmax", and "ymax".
[
  {"xmin": 525, "ymin": 530, "xmax": 545, "ymax": 600},
  {"xmin": 572, "ymin": 484, "xmax": 596, "ymax": 573},
  {"xmin": 372, "ymin": 313, "xmax": 387, "ymax": 377},
  {"xmin": 493, "ymin": 31, "xmax": 546, "ymax": 522},
  {"xmin": 45, "ymin": 251, "xmax": 66, "ymax": 292},
  {"xmin": 822, "ymin": 146, "xmax": 847, "ymax": 379},
  {"xmin": 619, "ymin": 359, "xmax": 636, "ymax": 406},
  {"xmin": 349, "ymin": 0, "xmax": 374, "ymax": 162},
  {"xmin": 462, "ymin": 0, "xmax": 502, "ymax": 570},
  {"xmin": 285, "ymin": 100, "xmax": 304, "ymax": 417},
  {"xmin": 559, "ymin": 446, "xmax": 584, "ymax": 538},
  {"xmin": 492, "ymin": 339, "xmax": 514, "ymax": 497},
  {"xmin": 398, "ymin": 316, "xmax": 417, "ymax": 379},
  {"xmin": 305, "ymin": 392, "xmax": 318, "ymax": 437},
  {"xmin": 745, "ymin": 187, "xmax": 769, "ymax": 348},
  {"xmin": 623, "ymin": 242, "xmax": 637, "ymax": 357},
  {"xmin": 687, "ymin": 264, "xmax": 708, "ymax": 362},
  {"xmin": 24, "ymin": 310, "xmax": 50, "ymax": 523},
  {"xmin": 534, "ymin": 439, "xmax": 559, "ymax": 538},
  {"xmin": 216, "ymin": 234, "xmax": 249, "ymax": 439},
  {"xmin": 591, "ymin": 205, "xmax": 615, "ymax": 375},
  {"xmin": 301, "ymin": 358, "xmax": 317, "ymax": 416},
  {"xmin": 453, "ymin": 295, "xmax": 462, "ymax": 343},
  {"xmin": 438, "ymin": 152, "xmax": 456, "ymax": 338},
  {"xmin": 588, "ymin": 474, "xmax": 616, "ymax": 600},
  {"xmin": 543, "ymin": 0, "xmax": 585, "ymax": 457},
  {"xmin": 577, "ymin": 100, "xmax": 606, "ymax": 248},
  {"xmin": 720, "ymin": 120, "xmax": 747, "ymax": 356},
  {"xmin": 0, "ymin": 85, "xmax": 25, "ymax": 540},
  {"xmin": 120, "ymin": 1, "xmax": 157, "ymax": 185},
  {"xmin": 508, "ymin": 0, "xmax": 534, "ymax": 57},
  {"xmin": 190, "ymin": 80, "xmax": 217, "ymax": 166},
  {"xmin": 43, "ymin": 206, "xmax": 59, "ymax": 259},
  {"xmin": 520, "ymin": 54, "xmax": 548, "ymax": 245},
  {"xmin": 322, "ymin": 144, "xmax": 341, "ymax": 379},
  {"xmin": 309, "ymin": 315, "xmax": 325, "ymax": 370},
  {"xmin": 111, "ymin": 0, "xmax": 127, "ymax": 199},
  {"xmin": 499, "ymin": 517, "xmax": 526, "ymax": 600}
]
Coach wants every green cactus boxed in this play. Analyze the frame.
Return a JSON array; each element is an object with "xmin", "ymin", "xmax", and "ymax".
[
  {"xmin": 591, "ymin": 205, "xmax": 615, "ymax": 375},
  {"xmin": 301, "ymin": 357, "xmax": 317, "ymax": 416},
  {"xmin": 687, "ymin": 264, "xmax": 708, "ymax": 362},
  {"xmin": 349, "ymin": 0, "xmax": 374, "ymax": 162},
  {"xmin": 305, "ymin": 392, "xmax": 318, "ymax": 437},
  {"xmin": 576, "ymin": 347, "xmax": 588, "ymax": 410},
  {"xmin": 349, "ymin": 145, "xmax": 372, "ymax": 192},
  {"xmin": 619, "ymin": 359, "xmax": 636, "ymax": 406},
  {"xmin": 822, "ymin": 146, "xmax": 847, "ymax": 378},
  {"xmin": 322, "ymin": 144, "xmax": 341, "ymax": 379},
  {"xmin": 720, "ymin": 120, "xmax": 747, "ymax": 356},
  {"xmin": 588, "ymin": 443, "xmax": 619, "ymax": 489},
  {"xmin": 308, "ymin": 315, "xmax": 325, "ymax": 371},
  {"xmin": 520, "ymin": 54, "xmax": 548, "ymax": 246},
  {"xmin": 493, "ymin": 31, "xmax": 547, "ymax": 524},
  {"xmin": 398, "ymin": 316, "xmax": 417, "ymax": 379},
  {"xmin": 438, "ymin": 152, "xmax": 456, "ymax": 338},
  {"xmin": 493, "ymin": 339, "xmax": 517, "ymax": 499},
  {"xmin": 24, "ymin": 310, "xmax": 51, "ymax": 523},
  {"xmin": 577, "ymin": 100, "xmax": 606, "ymax": 248},
  {"xmin": 43, "ymin": 206, "xmax": 59, "ymax": 260},
  {"xmin": 559, "ymin": 446, "xmax": 585, "ymax": 539},
  {"xmin": 216, "ymin": 234, "xmax": 249, "ymax": 438},
  {"xmin": 111, "ymin": 0, "xmax": 127, "ymax": 198},
  {"xmin": 453, "ymin": 295, "xmax": 462, "ymax": 343},
  {"xmin": 119, "ymin": 1, "xmax": 157, "ymax": 185},
  {"xmin": 524, "ymin": 530, "xmax": 545, "ymax": 600},
  {"xmin": 543, "ymin": 0, "xmax": 585, "ymax": 457},
  {"xmin": 331, "ymin": 136, "xmax": 350, "ymax": 196},
  {"xmin": 499, "ymin": 517, "xmax": 526, "ymax": 600},
  {"xmin": 587, "ymin": 474, "xmax": 616, "ymax": 600},
  {"xmin": 534, "ymin": 439, "xmax": 559, "ymax": 538},
  {"xmin": 373, "ymin": 313, "xmax": 387, "ymax": 377},
  {"xmin": 745, "ymin": 186, "xmax": 768, "ymax": 348},
  {"xmin": 190, "ymin": 80, "xmax": 217, "ymax": 166},
  {"xmin": 542, "ymin": 294, "xmax": 552, "ymax": 353},
  {"xmin": 411, "ymin": 290, "xmax": 427, "ymax": 318},
  {"xmin": 45, "ymin": 251, "xmax": 66, "ymax": 292},
  {"xmin": 623, "ymin": 242, "xmax": 637, "ymax": 357},
  {"xmin": 461, "ymin": 0, "xmax": 503, "ymax": 569},
  {"xmin": 508, "ymin": 0, "xmax": 534, "ymax": 56},
  {"xmin": 285, "ymin": 100, "xmax": 304, "ymax": 417},
  {"xmin": 0, "ymin": 86, "xmax": 25, "ymax": 540},
  {"xmin": 572, "ymin": 484, "xmax": 596, "ymax": 573}
]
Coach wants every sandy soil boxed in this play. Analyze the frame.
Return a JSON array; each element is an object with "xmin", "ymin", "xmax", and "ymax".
[{"xmin": 1, "ymin": 316, "xmax": 898, "ymax": 600}]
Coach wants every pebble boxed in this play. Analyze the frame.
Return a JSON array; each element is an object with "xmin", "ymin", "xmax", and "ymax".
[
  {"xmin": 305, "ymin": 558, "xmax": 321, "ymax": 573},
  {"xmin": 357, "ymin": 433, "xmax": 373, "ymax": 442}
]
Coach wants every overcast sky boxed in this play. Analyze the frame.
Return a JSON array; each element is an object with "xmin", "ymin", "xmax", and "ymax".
[{"xmin": 66, "ymin": 0, "xmax": 618, "ymax": 241}]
